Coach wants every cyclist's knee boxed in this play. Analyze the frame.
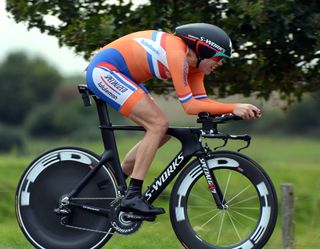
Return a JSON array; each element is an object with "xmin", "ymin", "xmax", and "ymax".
[
  {"xmin": 149, "ymin": 116, "xmax": 168, "ymax": 135},
  {"xmin": 158, "ymin": 118, "xmax": 169, "ymax": 134}
]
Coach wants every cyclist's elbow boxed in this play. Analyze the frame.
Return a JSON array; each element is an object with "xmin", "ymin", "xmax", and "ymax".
[{"xmin": 182, "ymin": 102, "xmax": 198, "ymax": 115}]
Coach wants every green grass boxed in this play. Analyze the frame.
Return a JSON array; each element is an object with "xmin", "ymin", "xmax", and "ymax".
[{"xmin": 0, "ymin": 135, "xmax": 319, "ymax": 248}]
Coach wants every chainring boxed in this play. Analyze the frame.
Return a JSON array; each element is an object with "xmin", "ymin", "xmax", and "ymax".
[{"xmin": 109, "ymin": 198, "xmax": 143, "ymax": 235}]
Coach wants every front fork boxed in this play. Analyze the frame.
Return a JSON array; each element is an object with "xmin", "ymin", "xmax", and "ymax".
[{"xmin": 197, "ymin": 154, "xmax": 228, "ymax": 210}]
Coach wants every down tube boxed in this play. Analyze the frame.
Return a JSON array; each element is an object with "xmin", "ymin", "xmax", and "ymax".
[{"xmin": 144, "ymin": 151, "xmax": 192, "ymax": 204}]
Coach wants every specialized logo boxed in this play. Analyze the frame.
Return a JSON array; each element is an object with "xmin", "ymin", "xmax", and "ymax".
[
  {"xmin": 103, "ymin": 75, "xmax": 128, "ymax": 93},
  {"xmin": 92, "ymin": 67, "xmax": 136, "ymax": 109},
  {"xmin": 145, "ymin": 153, "xmax": 184, "ymax": 200},
  {"xmin": 200, "ymin": 36, "xmax": 226, "ymax": 53},
  {"xmin": 199, "ymin": 158, "xmax": 216, "ymax": 193}
]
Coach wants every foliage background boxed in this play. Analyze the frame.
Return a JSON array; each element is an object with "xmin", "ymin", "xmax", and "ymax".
[{"xmin": 5, "ymin": 0, "xmax": 320, "ymax": 100}]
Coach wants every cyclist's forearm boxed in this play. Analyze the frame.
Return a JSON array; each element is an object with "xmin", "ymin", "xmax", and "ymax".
[{"xmin": 182, "ymin": 99, "xmax": 236, "ymax": 115}]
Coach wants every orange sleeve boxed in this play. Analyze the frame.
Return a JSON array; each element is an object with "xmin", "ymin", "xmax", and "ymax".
[
  {"xmin": 166, "ymin": 36, "xmax": 235, "ymax": 115},
  {"xmin": 188, "ymin": 68, "xmax": 206, "ymax": 99},
  {"xmin": 187, "ymin": 68, "xmax": 236, "ymax": 115}
]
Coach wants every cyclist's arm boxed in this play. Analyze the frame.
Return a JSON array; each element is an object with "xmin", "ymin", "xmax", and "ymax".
[
  {"xmin": 187, "ymin": 69, "xmax": 262, "ymax": 119},
  {"xmin": 187, "ymin": 69, "xmax": 236, "ymax": 113},
  {"xmin": 167, "ymin": 52, "xmax": 235, "ymax": 115}
]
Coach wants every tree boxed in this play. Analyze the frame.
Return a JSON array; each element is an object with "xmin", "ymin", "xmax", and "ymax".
[
  {"xmin": 284, "ymin": 90, "xmax": 320, "ymax": 134},
  {"xmin": 0, "ymin": 52, "xmax": 62, "ymax": 124},
  {"xmin": 6, "ymin": 0, "xmax": 320, "ymax": 102}
]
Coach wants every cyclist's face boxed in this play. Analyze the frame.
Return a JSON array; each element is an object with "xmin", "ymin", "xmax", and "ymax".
[{"xmin": 198, "ymin": 58, "xmax": 223, "ymax": 75}]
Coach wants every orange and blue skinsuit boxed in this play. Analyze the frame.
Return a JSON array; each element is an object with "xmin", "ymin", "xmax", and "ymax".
[{"xmin": 86, "ymin": 30, "xmax": 236, "ymax": 116}]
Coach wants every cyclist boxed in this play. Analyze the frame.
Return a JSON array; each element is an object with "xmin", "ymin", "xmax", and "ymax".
[{"xmin": 86, "ymin": 23, "xmax": 261, "ymax": 218}]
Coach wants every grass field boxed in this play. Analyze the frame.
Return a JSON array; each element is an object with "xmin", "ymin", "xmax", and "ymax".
[{"xmin": 0, "ymin": 135, "xmax": 319, "ymax": 249}]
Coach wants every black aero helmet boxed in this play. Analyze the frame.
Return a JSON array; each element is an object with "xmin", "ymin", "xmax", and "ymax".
[{"xmin": 175, "ymin": 23, "xmax": 232, "ymax": 60}]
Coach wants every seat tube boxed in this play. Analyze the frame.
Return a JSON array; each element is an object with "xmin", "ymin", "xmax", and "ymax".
[
  {"xmin": 197, "ymin": 154, "xmax": 226, "ymax": 209},
  {"xmin": 95, "ymin": 98, "xmax": 127, "ymax": 191}
]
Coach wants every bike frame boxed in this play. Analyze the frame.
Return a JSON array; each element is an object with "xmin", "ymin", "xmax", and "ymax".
[
  {"xmin": 70, "ymin": 87, "xmax": 208, "ymax": 203},
  {"xmin": 111, "ymin": 125, "xmax": 206, "ymax": 203},
  {"xmin": 67, "ymin": 85, "xmax": 250, "ymax": 213}
]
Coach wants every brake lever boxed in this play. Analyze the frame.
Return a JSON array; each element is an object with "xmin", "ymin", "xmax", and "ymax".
[
  {"xmin": 214, "ymin": 138, "xmax": 228, "ymax": 150},
  {"xmin": 237, "ymin": 136, "xmax": 251, "ymax": 152}
]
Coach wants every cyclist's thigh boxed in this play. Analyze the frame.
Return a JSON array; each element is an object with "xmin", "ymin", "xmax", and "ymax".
[
  {"xmin": 86, "ymin": 62, "xmax": 147, "ymax": 117},
  {"xmin": 128, "ymin": 95, "xmax": 168, "ymax": 132}
]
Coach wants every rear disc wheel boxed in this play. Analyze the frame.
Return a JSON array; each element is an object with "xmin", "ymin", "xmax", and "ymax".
[{"xmin": 16, "ymin": 147, "xmax": 119, "ymax": 249}]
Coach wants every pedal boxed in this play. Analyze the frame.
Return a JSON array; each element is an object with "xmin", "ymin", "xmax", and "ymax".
[{"xmin": 124, "ymin": 212, "xmax": 156, "ymax": 222}]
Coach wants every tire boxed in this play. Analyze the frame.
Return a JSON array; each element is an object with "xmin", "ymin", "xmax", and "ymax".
[
  {"xmin": 170, "ymin": 151, "xmax": 278, "ymax": 249},
  {"xmin": 16, "ymin": 147, "xmax": 119, "ymax": 249}
]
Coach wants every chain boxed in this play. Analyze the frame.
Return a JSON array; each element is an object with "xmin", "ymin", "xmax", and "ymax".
[
  {"xmin": 62, "ymin": 223, "xmax": 114, "ymax": 235},
  {"xmin": 70, "ymin": 197, "xmax": 116, "ymax": 200}
]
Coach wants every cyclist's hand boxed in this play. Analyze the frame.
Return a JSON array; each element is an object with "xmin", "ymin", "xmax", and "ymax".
[{"xmin": 233, "ymin": 104, "xmax": 261, "ymax": 120}]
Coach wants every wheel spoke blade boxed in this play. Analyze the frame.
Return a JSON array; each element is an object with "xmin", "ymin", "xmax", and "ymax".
[
  {"xmin": 222, "ymin": 171, "xmax": 232, "ymax": 203},
  {"xmin": 199, "ymin": 211, "xmax": 222, "ymax": 229},
  {"xmin": 217, "ymin": 212, "xmax": 226, "ymax": 244},
  {"xmin": 189, "ymin": 192, "xmax": 215, "ymax": 205},
  {"xmin": 229, "ymin": 195, "xmax": 258, "ymax": 206},
  {"xmin": 230, "ymin": 210, "xmax": 258, "ymax": 223},
  {"xmin": 190, "ymin": 209, "xmax": 219, "ymax": 222},
  {"xmin": 230, "ymin": 206, "xmax": 260, "ymax": 210},
  {"xmin": 226, "ymin": 211, "xmax": 242, "ymax": 240},
  {"xmin": 225, "ymin": 184, "xmax": 252, "ymax": 205}
]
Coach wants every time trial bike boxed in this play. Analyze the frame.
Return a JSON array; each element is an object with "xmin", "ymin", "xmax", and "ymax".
[{"xmin": 16, "ymin": 84, "xmax": 278, "ymax": 249}]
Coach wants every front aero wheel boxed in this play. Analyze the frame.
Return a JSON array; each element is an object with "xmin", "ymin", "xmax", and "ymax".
[
  {"xmin": 16, "ymin": 147, "xmax": 118, "ymax": 249},
  {"xmin": 170, "ymin": 151, "xmax": 277, "ymax": 249}
]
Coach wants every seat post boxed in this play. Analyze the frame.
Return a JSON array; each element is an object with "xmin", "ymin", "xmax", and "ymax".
[{"xmin": 94, "ymin": 97, "xmax": 112, "ymax": 130}]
